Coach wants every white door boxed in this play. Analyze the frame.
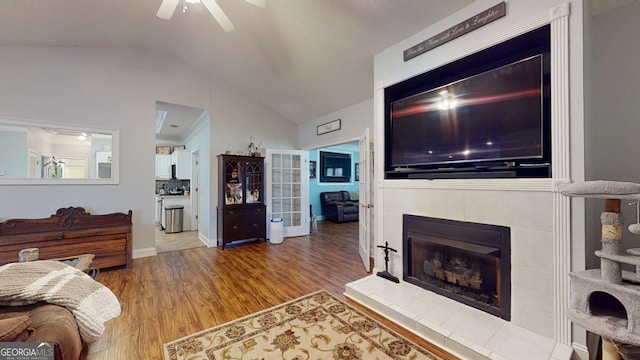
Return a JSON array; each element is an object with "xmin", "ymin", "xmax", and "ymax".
[
  {"xmin": 265, "ymin": 150, "xmax": 309, "ymax": 238},
  {"xmin": 359, "ymin": 128, "xmax": 372, "ymax": 272}
]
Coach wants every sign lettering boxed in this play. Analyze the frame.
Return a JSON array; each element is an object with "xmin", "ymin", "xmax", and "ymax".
[{"xmin": 403, "ymin": 2, "xmax": 506, "ymax": 61}]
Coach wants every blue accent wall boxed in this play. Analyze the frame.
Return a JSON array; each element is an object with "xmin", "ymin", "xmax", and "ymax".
[{"xmin": 309, "ymin": 142, "xmax": 359, "ymax": 220}]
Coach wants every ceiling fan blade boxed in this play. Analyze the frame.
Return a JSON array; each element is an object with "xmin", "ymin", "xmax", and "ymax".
[
  {"xmin": 156, "ymin": 0, "xmax": 179, "ymax": 20},
  {"xmin": 246, "ymin": 0, "xmax": 266, "ymax": 8},
  {"xmin": 201, "ymin": 0, "xmax": 236, "ymax": 32}
]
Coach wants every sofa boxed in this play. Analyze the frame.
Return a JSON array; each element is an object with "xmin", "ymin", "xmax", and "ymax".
[
  {"xmin": 0, "ymin": 258, "xmax": 122, "ymax": 360},
  {"xmin": 0, "ymin": 303, "xmax": 86, "ymax": 360},
  {"xmin": 320, "ymin": 191, "xmax": 359, "ymax": 223}
]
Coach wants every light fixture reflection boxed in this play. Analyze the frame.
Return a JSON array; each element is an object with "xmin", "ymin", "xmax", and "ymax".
[{"xmin": 437, "ymin": 90, "xmax": 458, "ymax": 110}]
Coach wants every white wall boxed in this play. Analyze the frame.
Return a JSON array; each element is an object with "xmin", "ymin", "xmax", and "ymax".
[
  {"xmin": 209, "ymin": 77, "xmax": 298, "ymax": 244},
  {"xmin": 0, "ymin": 46, "xmax": 210, "ymax": 254},
  {"xmin": 590, "ymin": 1, "xmax": 640, "ymax": 264},
  {"xmin": 184, "ymin": 121, "xmax": 211, "ymax": 243},
  {"xmin": 0, "ymin": 45, "xmax": 302, "ymax": 254},
  {"xmin": 373, "ymin": 0, "xmax": 587, "ymax": 352},
  {"xmin": 591, "ymin": 1, "xmax": 640, "ymax": 179},
  {"xmin": 298, "ymin": 98, "xmax": 373, "ymax": 150}
]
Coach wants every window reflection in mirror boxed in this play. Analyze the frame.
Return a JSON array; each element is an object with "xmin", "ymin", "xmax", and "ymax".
[{"xmin": 0, "ymin": 118, "xmax": 118, "ymax": 184}]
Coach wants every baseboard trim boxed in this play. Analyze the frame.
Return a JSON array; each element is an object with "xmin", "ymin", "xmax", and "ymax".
[
  {"xmin": 133, "ymin": 247, "xmax": 157, "ymax": 259},
  {"xmin": 572, "ymin": 341, "xmax": 589, "ymax": 360},
  {"xmin": 199, "ymin": 232, "xmax": 216, "ymax": 247}
]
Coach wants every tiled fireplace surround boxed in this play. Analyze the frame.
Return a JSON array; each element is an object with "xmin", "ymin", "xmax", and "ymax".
[
  {"xmin": 345, "ymin": 186, "xmax": 574, "ymax": 360},
  {"xmin": 345, "ymin": 3, "xmax": 580, "ymax": 360}
]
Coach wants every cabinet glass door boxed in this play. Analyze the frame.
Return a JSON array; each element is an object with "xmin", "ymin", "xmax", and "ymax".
[
  {"xmin": 224, "ymin": 160, "xmax": 243, "ymax": 205},
  {"xmin": 245, "ymin": 160, "xmax": 263, "ymax": 204}
]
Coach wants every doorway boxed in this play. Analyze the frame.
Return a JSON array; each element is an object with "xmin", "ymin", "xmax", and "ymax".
[
  {"xmin": 308, "ymin": 141, "xmax": 360, "ymax": 223},
  {"xmin": 154, "ymin": 101, "xmax": 209, "ymax": 253},
  {"xmin": 307, "ymin": 136, "xmax": 373, "ymax": 272}
]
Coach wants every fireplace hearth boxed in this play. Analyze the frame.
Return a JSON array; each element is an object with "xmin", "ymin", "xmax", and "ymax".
[{"xmin": 403, "ymin": 214, "xmax": 511, "ymax": 320}]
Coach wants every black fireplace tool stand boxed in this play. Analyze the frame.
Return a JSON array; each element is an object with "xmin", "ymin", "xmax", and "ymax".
[{"xmin": 377, "ymin": 242, "xmax": 399, "ymax": 283}]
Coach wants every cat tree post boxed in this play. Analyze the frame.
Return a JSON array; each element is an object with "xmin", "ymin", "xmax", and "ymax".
[
  {"xmin": 603, "ymin": 340, "xmax": 622, "ymax": 360},
  {"xmin": 602, "ymin": 198, "xmax": 623, "ymax": 360},
  {"xmin": 601, "ymin": 198, "xmax": 623, "ymax": 284}
]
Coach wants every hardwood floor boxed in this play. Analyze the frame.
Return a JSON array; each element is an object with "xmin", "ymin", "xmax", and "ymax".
[{"xmin": 88, "ymin": 220, "xmax": 456, "ymax": 360}]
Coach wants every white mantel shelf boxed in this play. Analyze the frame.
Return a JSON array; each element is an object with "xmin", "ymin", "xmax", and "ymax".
[{"xmin": 345, "ymin": 275, "xmax": 574, "ymax": 360}]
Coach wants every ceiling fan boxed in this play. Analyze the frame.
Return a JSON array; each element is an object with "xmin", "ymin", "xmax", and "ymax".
[{"xmin": 156, "ymin": 0, "xmax": 266, "ymax": 32}]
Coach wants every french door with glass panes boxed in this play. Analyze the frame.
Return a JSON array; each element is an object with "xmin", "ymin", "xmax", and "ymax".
[{"xmin": 265, "ymin": 150, "xmax": 309, "ymax": 238}]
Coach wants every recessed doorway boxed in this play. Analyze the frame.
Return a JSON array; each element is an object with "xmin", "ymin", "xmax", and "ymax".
[{"xmin": 154, "ymin": 101, "xmax": 209, "ymax": 253}]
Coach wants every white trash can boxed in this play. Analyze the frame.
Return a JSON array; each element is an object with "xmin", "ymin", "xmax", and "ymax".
[{"xmin": 270, "ymin": 218, "xmax": 284, "ymax": 244}]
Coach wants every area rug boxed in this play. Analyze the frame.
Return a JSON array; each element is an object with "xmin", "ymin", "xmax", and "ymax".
[{"xmin": 163, "ymin": 290, "xmax": 445, "ymax": 360}]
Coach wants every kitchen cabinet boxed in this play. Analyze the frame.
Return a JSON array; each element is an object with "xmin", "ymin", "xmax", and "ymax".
[
  {"xmin": 171, "ymin": 149, "xmax": 190, "ymax": 180},
  {"xmin": 161, "ymin": 195, "xmax": 191, "ymax": 231},
  {"xmin": 156, "ymin": 154, "xmax": 171, "ymax": 179},
  {"xmin": 217, "ymin": 154, "xmax": 265, "ymax": 249}
]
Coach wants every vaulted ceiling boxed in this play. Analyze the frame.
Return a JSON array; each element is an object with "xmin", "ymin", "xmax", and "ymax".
[
  {"xmin": 0, "ymin": 0, "xmax": 476, "ymax": 125},
  {"xmin": 0, "ymin": 0, "xmax": 631, "ymax": 127}
]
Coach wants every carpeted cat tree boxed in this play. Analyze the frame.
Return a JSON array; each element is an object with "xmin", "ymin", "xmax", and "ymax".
[{"xmin": 558, "ymin": 181, "xmax": 640, "ymax": 360}]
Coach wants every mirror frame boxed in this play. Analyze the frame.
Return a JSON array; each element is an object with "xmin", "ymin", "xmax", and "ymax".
[{"xmin": 0, "ymin": 117, "xmax": 119, "ymax": 185}]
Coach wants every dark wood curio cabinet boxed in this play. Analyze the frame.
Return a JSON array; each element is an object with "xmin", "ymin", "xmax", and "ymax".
[{"xmin": 217, "ymin": 154, "xmax": 266, "ymax": 249}]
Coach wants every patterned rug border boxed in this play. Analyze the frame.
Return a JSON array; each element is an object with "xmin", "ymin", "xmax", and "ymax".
[
  {"xmin": 163, "ymin": 289, "xmax": 447, "ymax": 360},
  {"xmin": 162, "ymin": 289, "xmax": 328, "ymax": 349}
]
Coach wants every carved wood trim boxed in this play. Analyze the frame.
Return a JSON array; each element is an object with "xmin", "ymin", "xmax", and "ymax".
[{"xmin": 0, "ymin": 207, "xmax": 133, "ymax": 269}]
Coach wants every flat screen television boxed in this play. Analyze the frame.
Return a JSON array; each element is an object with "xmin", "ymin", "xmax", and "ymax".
[
  {"xmin": 319, "ymin": 151, "xmax": 351, "ymax": 183},
  {"xmin": 385, "ymin": 25, "xmax": 551, "ymax": 179}
]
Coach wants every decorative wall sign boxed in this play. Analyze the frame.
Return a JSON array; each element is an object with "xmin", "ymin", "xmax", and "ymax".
[
  {"xmin": 403, "ymin": 2, "xmax": 506, "ymax": 61},
  {"xmin": 317, "ymin": 119, "xmax": 341, "ymax": 135}
]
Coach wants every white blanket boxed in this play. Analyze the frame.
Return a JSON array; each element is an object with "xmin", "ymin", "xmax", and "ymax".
[{"xmin": 0, "ymin": 260, "xmax": 121, "ymax": 343}]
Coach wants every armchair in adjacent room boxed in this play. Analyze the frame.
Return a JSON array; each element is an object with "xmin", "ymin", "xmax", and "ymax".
[{"xmin": 319, "ymin": 191, "xmax": 359, "ymax": 223}]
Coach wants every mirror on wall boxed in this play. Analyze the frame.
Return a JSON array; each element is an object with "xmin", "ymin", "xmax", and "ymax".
[{"xmin": 0, "ymin": 117, "xmax": 119, "ymax": 185}]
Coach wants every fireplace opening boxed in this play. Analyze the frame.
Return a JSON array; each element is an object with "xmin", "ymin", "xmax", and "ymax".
[{"xmin": 403, "ymin": 214, "xmax": 511, "ymax": 320}]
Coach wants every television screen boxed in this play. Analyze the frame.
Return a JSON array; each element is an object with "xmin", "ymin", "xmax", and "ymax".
[
  {"xmin": 389, "ymin": 54, "xmax": 544, "ymax": 169},
  {"xmin": 319, "ymin": 151, "xmax": 351, "ymax": 183}
]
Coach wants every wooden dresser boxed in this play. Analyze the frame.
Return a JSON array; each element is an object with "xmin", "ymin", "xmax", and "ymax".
[{"xmin": 0, "ymin": 207, "xmax": 132, "ymax": 269}]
